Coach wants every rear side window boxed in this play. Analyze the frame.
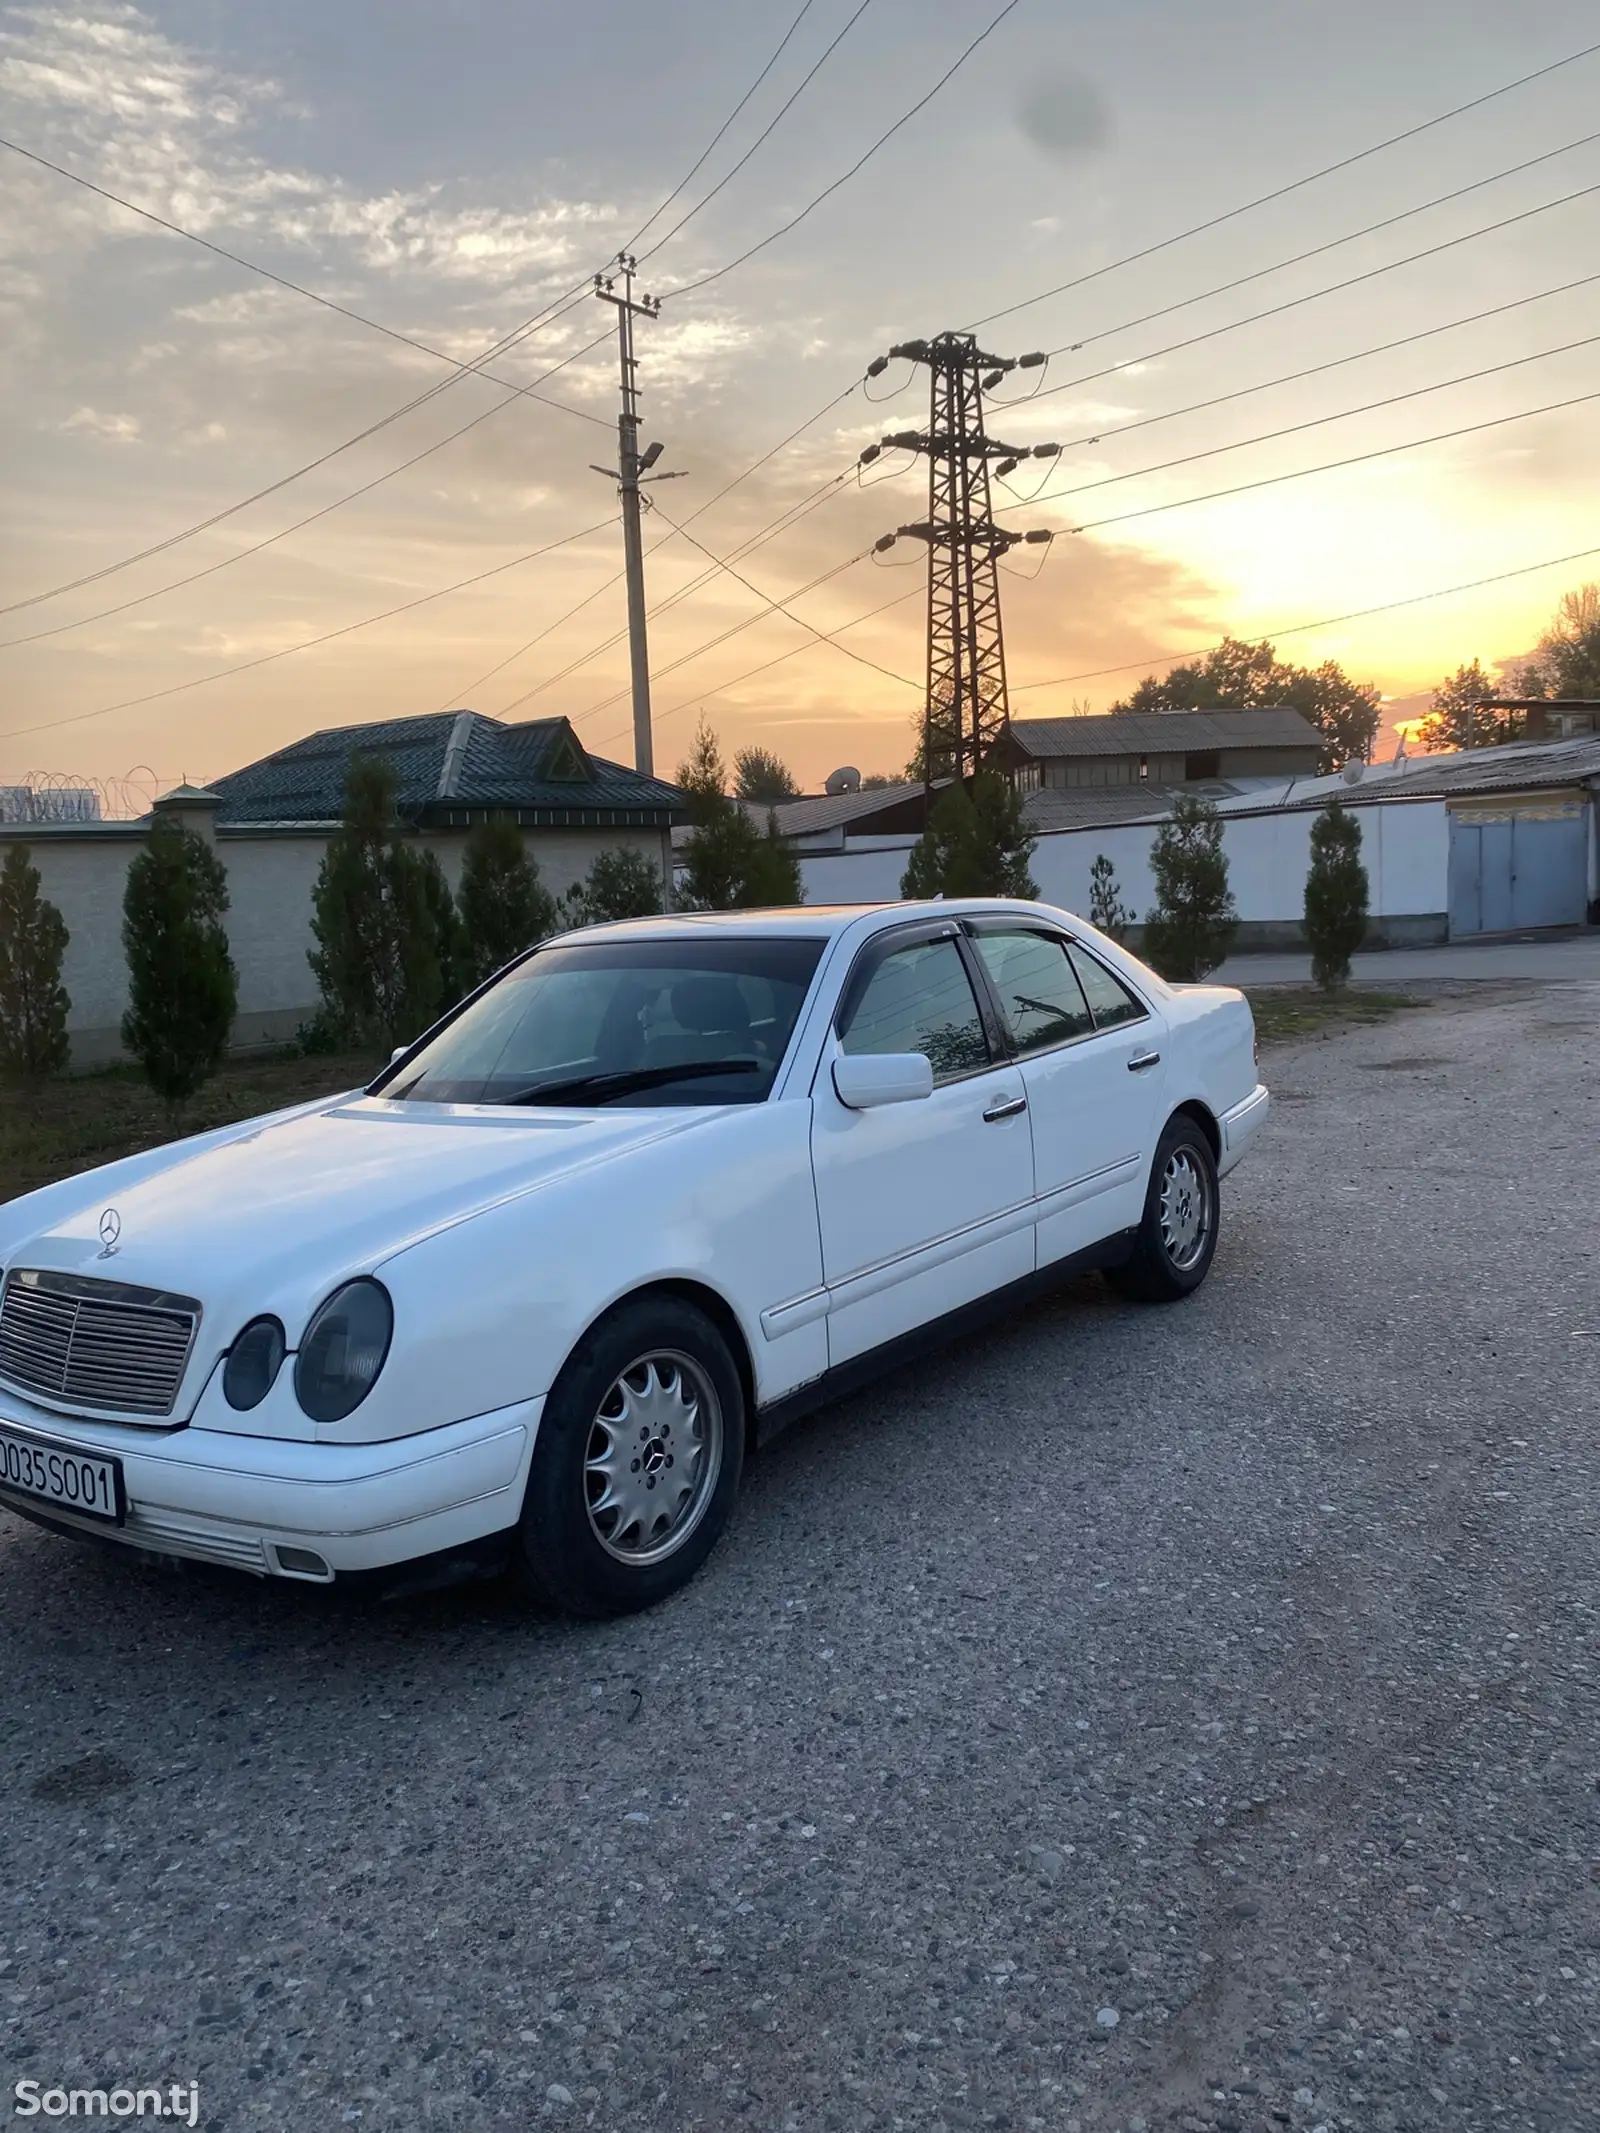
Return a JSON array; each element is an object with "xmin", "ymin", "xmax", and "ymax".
[
  {"xmin": 970, "ymin": 929, "xmax": 1093, "ymax": 1055},
  {"xmin": 840, "ymin": 937, "xmax": 990, "ymax": 1083},
  {"xmin": 1066, "ymin": 943, "xmax": 1149, "ymax": 1030}
]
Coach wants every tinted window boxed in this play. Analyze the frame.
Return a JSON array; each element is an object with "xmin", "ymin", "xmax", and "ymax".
[
  {"xmin": 1066, "ymin": 943, "xmax": 1149, "ymax": 1030},
  {"xmin": 386, "ymin": 937, "xmax": 824, "ymax": 1106},
  {"xmin": 972, "ymin": 930, "xmax": 1093, "ymax": 1055},
  {"xmin": 840, "ymin": 937, "xmax": 989, "ymax": 1082}
]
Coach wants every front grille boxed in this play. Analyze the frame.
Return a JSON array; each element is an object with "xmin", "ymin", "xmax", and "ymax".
[{"xmin": 0, "ymin": 1270, "xmax": 200, "ymax": 1418}]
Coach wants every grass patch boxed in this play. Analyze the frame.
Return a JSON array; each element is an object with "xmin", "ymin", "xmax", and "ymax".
[
  {"xmin": 0, "ymin": 1049, "xmax": 384, "ymax": 1206},
  {"xmin": 1244, "ymin": 986, "xmax": 1413, "ymax": 1048}
]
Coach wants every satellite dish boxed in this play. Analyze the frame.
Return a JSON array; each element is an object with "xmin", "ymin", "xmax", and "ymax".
[
  {"xmin": 824, "ymin": 765, "xmax": 862, "ymax": 795},
  {"xmin": 1341, "ymin": 759, "xmax": 1366, "ymax": 786}
]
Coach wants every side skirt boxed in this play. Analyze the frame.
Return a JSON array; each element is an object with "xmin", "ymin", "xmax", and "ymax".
[{"xmin": 753, "ymin": 1230, "xmax": 1138, "ymax": 1448}]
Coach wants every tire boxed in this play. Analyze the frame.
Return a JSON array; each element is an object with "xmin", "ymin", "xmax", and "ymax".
[
  {"xmin": 512, "ymin": 1296, "xmax": 745, "ymax": 1617},
  {"xmin": 1106, "ymin": 1115, "xmax": 1220, "ymax": 1303}
]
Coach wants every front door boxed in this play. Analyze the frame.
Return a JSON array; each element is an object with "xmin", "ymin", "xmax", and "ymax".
[
  {"xmin": 966, "ymin": 923, "xmax": 1168, "ymax": 1266},
  {"xmin": 810, "ymin": 926, "xmax": 1036, "ymax": 1366}
]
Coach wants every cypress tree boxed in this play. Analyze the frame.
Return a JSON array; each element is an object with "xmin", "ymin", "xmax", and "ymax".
[
  {"xmin": 1304, "ymin": 797, "xmax": 1369, "ymax": 991},
  {"xmin": 457, "ymin": 817, "xmax": 556, "ymax": 982},
  {"xmin": 559, "ymin": 846, "xmax": 664, "ymax": 927},
  {"xmin": 1141, "ymin": 794, "xmax": 1237, "ymax": 982},
  {"xmin": 121, "ymin": 819, "xmax": 237, "ymax": 1103},
  {"xmin": 1087, "ymin": 853, "xmax": 1135, "ymax": 943},
  {"xmin": 308, "ymin": 756, "xmax": 442, "ymax": 1050},
  {"xmin": 0, "ymin": 843, "xmax": 71, "ymax": 1081},
  {"xmin": 900, "ymin": 772, "xmax": 1038, "ymax": 899}
]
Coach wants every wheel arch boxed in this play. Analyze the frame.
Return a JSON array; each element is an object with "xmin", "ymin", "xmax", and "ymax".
[
  {"xmin": 567, "ymin": 1278, "xmax": 761, "ymax": 1452},
  {"xmin": 1167, "ymin": 1098, "xmax": 1221, "ymax": 1164}
]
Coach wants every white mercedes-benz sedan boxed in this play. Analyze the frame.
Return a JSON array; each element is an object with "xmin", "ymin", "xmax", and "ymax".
[{"xmin": 0, "ymin": 900, "xmax": 1267, "ymax": 1614}]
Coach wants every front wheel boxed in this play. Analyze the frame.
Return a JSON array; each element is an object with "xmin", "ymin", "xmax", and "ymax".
[
  {"xmin": 1106, "ymin": 1117, "xmax": 1219, "ymax": 1303},
  {"xmin": 512, "ymin": 1296, "xmax": 745, "ymax": 1616}
]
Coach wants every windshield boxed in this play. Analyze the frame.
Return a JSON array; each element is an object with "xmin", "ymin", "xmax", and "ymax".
[{"xmin": 382, "ymin": 936, "xmax": 827, "ymax": 1107}]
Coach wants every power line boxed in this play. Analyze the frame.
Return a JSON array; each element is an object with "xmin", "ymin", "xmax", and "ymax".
[
  {"xmin": 1018, "ymin": 177, "xmax": 1600, "ymax": 413},
  {"xmin": 0, "ymin": 518, "xmax": 617, "ymax": 744},
  {"xmin": 663, "ymin": 0, "xmax": 1025, "ymax": 302},
  {"xmin": 1012, "ymin": 540, "xmax": 1600, "ymax": 693},
  {"xmin": 0, "ymin": 133, "xmax": 613, "ymax": 426},
  {"xmin": 638, "ymin": 0, "xmax": 878, "ymax": 264},
  {"xmin": 591, "ymin": 581, "xmax": 925, "ymax": 753},
  {"xmin": 623, "ymin": 0, "xmax": 823, "ymax": 251},
  {"xmin": 1040, "ymin": 270, "xmax": 1600, "ymax": 458},
  {"xmin": 1035, "ymin": 132, "xmax": 1600, "ymax": 370},
  {"xmin": 1043, "ymin": 387, "xmax": 1600, "ymax": 538},
  {"xmin": 0, "ymin": 286, "xmax": 600, "ymax": 620},
  {"xmin": 0, "ymin": 322, "xmax": 614, "ymax": 650},
  {"xmin": 968, "ymin": 37, "xmax": 1600, "ymax": 330},
  {"xmin": 1009, "ymin": 332, "xmax": 1600, "ymax": 517}
]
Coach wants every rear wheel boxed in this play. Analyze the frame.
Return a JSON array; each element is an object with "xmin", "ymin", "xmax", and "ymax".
[
  {"xmin": 1106, "ymin": 1116, "xmax": 1219, "ymax": 1303},
  {"xmin": 512, "ymin": 1296, "xmax": 744, "ymax": 1616}
]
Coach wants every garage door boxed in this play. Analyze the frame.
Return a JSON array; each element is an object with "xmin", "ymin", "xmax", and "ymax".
[{"xmin": 1448, "ymin": 801, "xmax": 1588, "ymax": 938}]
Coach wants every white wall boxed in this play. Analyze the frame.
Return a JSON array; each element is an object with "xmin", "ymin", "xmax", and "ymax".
[
  {"xmin": 798, "ymin": 800, "xmax": 1451, "ymax": 933},
  {"xmin": 0, "ymin": 820, "xmax": 671, "ymax": 1066}
]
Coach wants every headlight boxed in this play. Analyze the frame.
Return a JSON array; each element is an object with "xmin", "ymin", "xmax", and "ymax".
[
  {"xmin": 223, "ymin": 1317, "xmax": 286, "ymax": 1411},
  {"xmin": 294, "ymin": 1279, "xmax": 393, "ymax": 1424}
]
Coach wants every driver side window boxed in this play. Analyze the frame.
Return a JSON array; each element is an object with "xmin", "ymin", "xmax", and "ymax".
[{"xmin": 839, "ymin": 938, "xmax": 990, "ymax": 1083}]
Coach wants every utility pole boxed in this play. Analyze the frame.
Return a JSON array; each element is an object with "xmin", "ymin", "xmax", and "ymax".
[
  {"xmin": 593, "ymin": 255, "xmax": 664, "ymax": 777},
  {"xmin": 862, "ymin": 333, "xmax": 1055, "ymax": 788}
]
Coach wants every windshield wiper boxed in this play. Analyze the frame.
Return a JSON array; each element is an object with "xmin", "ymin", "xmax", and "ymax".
[{"xmin": 504, "ymin": 1060, "xmax": 760, "ymax": 1106}]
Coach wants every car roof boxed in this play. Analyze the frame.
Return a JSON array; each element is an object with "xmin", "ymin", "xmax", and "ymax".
[{"xmin": 543, "ymin": 900, "xmax": 1056, "ymax": 947}]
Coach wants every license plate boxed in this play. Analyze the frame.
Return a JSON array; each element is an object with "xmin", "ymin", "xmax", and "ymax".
[{"xmin": 0, "ymin": 1424, "xmax": 125, "ymax": 1525}]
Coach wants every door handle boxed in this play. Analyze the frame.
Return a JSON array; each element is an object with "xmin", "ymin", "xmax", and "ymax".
[
  {"xmin": 983, "ymin": 1093, "xmax": 1028, "ymax": 1122},
  {"xmin": 1127, "ymin": 1049, "xmax": 1162, "ymax": 1073}
]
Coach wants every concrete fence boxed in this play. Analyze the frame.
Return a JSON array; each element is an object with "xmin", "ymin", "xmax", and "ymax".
[{"xmin": 0, "ymin": 806, "xmax": 672, "ymax": 1067}]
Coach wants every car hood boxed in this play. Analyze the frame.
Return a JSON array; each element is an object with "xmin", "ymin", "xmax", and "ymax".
[{"xmin": 1, "ymin": 1094, "xmax": 714, "ymax": 1346}]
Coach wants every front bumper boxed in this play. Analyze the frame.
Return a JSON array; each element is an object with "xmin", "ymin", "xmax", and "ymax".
[
  {"xmin": 1218, "ymin": 1083, "xmax": 1270, "ymax": 1176},
  {"xmin": 0, "ymin": 1397, "xmax": 540, "ymax": 1580}
]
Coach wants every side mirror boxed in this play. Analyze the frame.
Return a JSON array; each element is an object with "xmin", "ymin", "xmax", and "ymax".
[
  {"xmin": 832, "ymin": 1051, "xmax": 934, "ymax": 1110},
  {"xmin": 390, "ymin": 1045, "xmax": 409, "ymax": 1064}
]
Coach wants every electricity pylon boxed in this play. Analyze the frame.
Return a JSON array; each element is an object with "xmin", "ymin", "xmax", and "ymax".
[{"xmin": 862, "ymin": 333, "xmax": 1056, "ymax": 787}]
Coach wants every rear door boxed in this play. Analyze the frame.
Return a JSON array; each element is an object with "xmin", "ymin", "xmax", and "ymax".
[
  {"xmin": 966, "ymin": 922, "xmax": 1168, "ymax": 1267},
  {"xmin": 809, "ymin": 923, "xmax": 1035, "ymax": 1365}
]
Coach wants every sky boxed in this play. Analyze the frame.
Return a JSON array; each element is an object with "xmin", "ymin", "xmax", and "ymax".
[{"xmin": 2, "ymin": 0, "xmax": 1598, "ymax": 803}]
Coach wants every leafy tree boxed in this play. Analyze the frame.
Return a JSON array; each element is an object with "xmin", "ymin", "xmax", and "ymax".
[
  {"xmin": 900, "ymin": 773, "xmax": 1039, "ymax": 899},
  {"xmin": 1416, "ymin": 660, "xmax": 1522, "ymax": 753},
  {"xmin": 121, "ymin": 819, "xmax": 237, "ymax": 1104},
  {"xmin": 732, "ymin": 745, "xmax": 800, "ymax": 803},
  {"xmin": 559, "ymin": 846, "xmax": 665, "ymax": 927},
  {"xmin": 1114, "ymin": 635, "xmax": 1381, "ymax": 771},
  {"xmin": 1141, "ymin": 793, "xmax": 1237, "ymax": 982},
  {"xmin": 457, "ymin": 816, "xmax": 556, "ymax": 984},
  {"xmin": 0, "ymin": 844, "xmax": 71, "ymax": 1081},
  {"xmin": 1087, "ymin": 853, "xmax": 1135, "ymax": 943},
  {"xmin": 1303, "ymin": 798, "xmax": 1369, "ymax": 992},
  {"xmin": 1508, "ymin": 582, "xmax": 1600, "ymax": 699},
  {"xmin": 308, "ymin": 756, "xmax": 443, "ymax": 1051},
  {"xmin": 676, "ymin": 720, "xmax": 804, "ymax": 910}
]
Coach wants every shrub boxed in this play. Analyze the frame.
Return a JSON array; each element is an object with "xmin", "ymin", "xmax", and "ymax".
[
  {"xmin": 1087, "ymin": 854, "xmax": 1135, "ymax": 943},
  {"xmin": 1141, "ymin": 794, "xmax": 1237, "ymax": 982},
  {"xmin": 676, "ymin": 720, "xmax": 804, "ymax": 910},
  {"xmin": 559, "ymin": 846, "xmax": 664, "ymax": 927},
  {"xmin": 1303, "ymin": 798, "xmax": 1369, "ymax": 991},
  {"xmin": 308, "ymin": 756, "xmax": 443, "ymax": 1051},
  {"xmin": 0, "ymin": 843, "xmax": 71, "ymax": 1081},
  {"xmin": 121, "ymin": 819, "xmax": 237, "ymax": 1103},
  {"xmin": 456, "ymin": 817, "xmax": 555, "ymax": 986},
  {"xmin": 900, "ymin": 773, "xmax": 1038, "ymax": 899}
]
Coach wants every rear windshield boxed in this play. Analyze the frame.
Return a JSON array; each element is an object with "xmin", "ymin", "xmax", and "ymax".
[{"xmin": 382, "ymin": 937, "xmax": 826, "ymax": 1107}]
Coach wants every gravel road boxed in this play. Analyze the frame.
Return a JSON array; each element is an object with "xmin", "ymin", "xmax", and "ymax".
[{"xmin": 4, "ymin": 982, "xmax": 1599, "ymax": 2133}]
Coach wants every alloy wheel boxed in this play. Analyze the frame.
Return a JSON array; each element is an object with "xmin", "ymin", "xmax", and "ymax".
[{"xmin": 583, "ymin": 1350, "xmax": 723, "ymax": 1566}]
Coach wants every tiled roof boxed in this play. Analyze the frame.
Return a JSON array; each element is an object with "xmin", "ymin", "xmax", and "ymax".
[
  {"xmin": 1008, "ymin": 707, "xmax": 1325, "ymax": 759},
  {"xmin": 209, "ymin": 712, "xmax": 687, "ymax": 826}
]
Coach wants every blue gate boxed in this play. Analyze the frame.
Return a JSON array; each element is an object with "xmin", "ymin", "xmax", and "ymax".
[{"xmin": 1448, "ymin": 802, "xmax": 1588, "ymax": 938}]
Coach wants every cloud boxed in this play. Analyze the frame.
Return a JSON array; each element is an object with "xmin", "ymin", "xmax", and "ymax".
[
  {"xmin": 61, "ymin": 404, "xmax": 140, "ymax": 441},
  {"xmin": 1017, "ymin": 68, "xmax": 1113, "ymax": 166}
]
